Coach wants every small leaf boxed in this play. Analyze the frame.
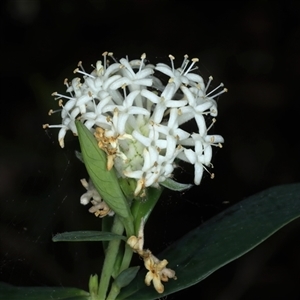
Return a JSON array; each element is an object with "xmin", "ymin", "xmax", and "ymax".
[
  {"xmin": 118, "ymin": 183, "xmax": 300, "ymax": 299},
  {"xmin": 160, "ymin": 178, "xmax": 193, "ymax": 191},
  {"xmin": 76, "ymin": 121, "xmax": 131, "ymax": 219},
  {"xmin": 131, "ymin": 187, "xmax": 163, "ymax": 234},
  {"xmin": 88, "ymin": 274, "xmax": 98, "ymax": 297},
  {"xmin": 114, "ymin": 266, "xmax": 140, "ymax": 289},
  {"xmin": 52, "ymin": 231, "xmax": 126, "ymax": 242},
  {"xmin": 0, "ymin": 282, "xmax": 89, "ymax": 300}
]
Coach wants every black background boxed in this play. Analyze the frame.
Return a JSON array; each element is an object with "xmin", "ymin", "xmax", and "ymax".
[{"xmin": 1, "ymin": 0, "xmax": 300, "ymax": 299}]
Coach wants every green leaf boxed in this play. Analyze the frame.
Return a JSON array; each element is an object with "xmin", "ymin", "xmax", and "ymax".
[
  {"xmin": 75, "ymin": 121, "xmax": 131, "ymax": 219},
  {"xmin": 160, "ymin": 178, "xmax": 193, "ymax": 191},
  {"xmin": 52, "ymin": 231, "xmax": 126, "ymax": 242},
  {"xmin": 131, "ymin": 187, "xmax": 163, "ymax": 234},
  {"xmin": 118, "ymin": 178, "xmax": 137, "ymax": 200},
  {"xmin": 0, "ymin": 282, "xmax": 89, "ymax": 300},
  {"xmin": 88, "ymin": 274, "xmax": 98, "ymax": 298},
  {"xmin": 118, "ymin": 183, "xmax": 300, "ymax": 299},
  {"xmin": 114, "ymin": 266, "xmax": 140, "ymax": 289}
]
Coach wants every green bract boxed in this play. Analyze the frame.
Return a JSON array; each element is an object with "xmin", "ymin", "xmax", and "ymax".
[{"xmin": 75, "ymin": 120, "xmax": 131, "ymax": 220}]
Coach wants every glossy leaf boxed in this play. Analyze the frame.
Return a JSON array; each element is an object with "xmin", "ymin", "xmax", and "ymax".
[
  {"xmin": 118, "ymin": 183, "xmax": 300, "ymax": 299},
  {"xmin": 75, "ymin": 121, "xmax": 131, "ymax": 219},
  {"xmin": 160, "ymin": 178, "xmax": 193, "ymax": 191},
  {"xmin": 52, "ymin": 231, "xmax": 126, "ymax": 242},
  {"xmin": 0, "ymin": 282, "xmax": 89, "ymax": 300}
]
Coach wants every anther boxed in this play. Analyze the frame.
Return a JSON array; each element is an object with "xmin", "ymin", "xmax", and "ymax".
[
  {"xmin": 183, "ymin": 58, "xmax": 199, "ymax": 76},
  {"xmin": 206, "ymin": 118, "xmax": 216, "ymax": 133},
  {"xmin": 204, "ymin": 76, "xmax": 213, "ymax": 93},
  {"xmin": 73, "ymin": 67, "xmax": 95, "ymax": 78},
  {"xmin": 169, "ymin": 55, "xmax": 175, "ymax": 72},
  {"xmin": 76, "ymin": 61, "xmax": 85, "ymax": 72},
  {"xmin": 205, "ymin": 81, "xmax": 227, "ymax": 99},
  {"xmin": 108, "ymin": 52, "xmax": 118, "ymax": 63},
  {"xmin": 139, "ymin": 53, "xmax": 146, "ymax": 72},
  {"xmin": 101, "ymin": 51, "xmax": 109, "ymax": 70},
  {"xmin": 180, "ymin": 54, "xmax": 189, "ymax": 70}
]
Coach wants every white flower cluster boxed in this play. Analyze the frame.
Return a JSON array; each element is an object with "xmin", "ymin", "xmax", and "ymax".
[{"xmin": 45, "ymin": 52, "xmax": 226, "ymax": 195}]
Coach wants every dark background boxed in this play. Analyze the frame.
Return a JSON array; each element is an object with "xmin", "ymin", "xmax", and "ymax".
[{"xmin": 1, "ymin": 0, "xmax": 300, "ymax": 299}]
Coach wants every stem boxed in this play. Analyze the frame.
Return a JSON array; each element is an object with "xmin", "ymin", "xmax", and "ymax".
[
  {"xmin": 118, "ymin": 244, "xmax": 133, "ymax": 274},
  {"xmin": 106, "ymin": 283, "xmax": 120, "ymax": 300},
  {"xmin": 97, "ymin": 215, "xmax": 124, "ymax": 299},
  {"xmin": 105, "ymin": 246, "xmax": 135, "ymax": 300}
]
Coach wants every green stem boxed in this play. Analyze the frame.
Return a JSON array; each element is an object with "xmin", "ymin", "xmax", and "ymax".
[
  {"xmin": 106, "ymin": 283, "xmax": 120, "ymax": 300},
  {"xmin": 97, "ymin": 215, "xmax": 124, "ymax": 299},
  {"xmin": 118, "ymin": 244, "xmax": 133, "ymax": 274}
]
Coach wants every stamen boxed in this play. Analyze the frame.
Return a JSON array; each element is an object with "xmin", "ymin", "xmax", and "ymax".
[
  {"xmin": 88, "ymin": 91, "xmax": 97, "ymax": 111},
  {"xmin": 63, "ymin": 78, "xmax": 69, "ymax": 87},
  {"xmin": 77, "ymin": 61, "xmax": 85, "ymax": 72},
  {"xmin": 121, "ymin": 84, "xmax": 127, "ymax": 98},
  {"xmin": 108, "ymin": 52, "xmax": 118, "ymax": 63},
  {"xmin": 208, "ymin": 88, "xmax": 227, "ymax": 99},
  {"xmin": 139, "ymin": 53, "xmax": 146, "ymax": 73},
  {"xmin": 169, "ymin": 55, "xmax": 175, "ymax": 72},
  {"xmin": 51, "ymin": 92, "xmax": 74, "ymax": 101},
  {"xmin": 202, "ymin": 164, "xmax": 215, "ymax": 179},
  {"xmin": 43, "ymin": 124, "xmax": 64, "ymax": 129},
  {"xmin": 48, "ymin": 109, "xmax": 61, "ymax": 116},
  {"xmin": 188, "ymin": 66, "xmax": 199, "ymax": 73},
  {"xmin": 180, "ymin": 54, "xmax": 189, "ymax": 70},
  {"xmin": 206, "ymin": 82, "xmax": 223, "ymax": 96},
  {"xmin": 102, "ymin": 51, "xmax": 108, "ymax": 70},
  {"xmin": 73, "ymin": 68, "xmax": 95, "ymax": 78},
  {"xmin": 206, "ymin": 83, "xmax": 227, "ymax": 99},
  {"xmin": 183, "ymin": 58, "xmax": 199, "ymax": 76},
  {"xmin": 204, "ymin": 76, "xmax": 213, "ymax": 93},
  {"xmin": 206, "ymin": 118, "xmax": 216, "ymax": 132}
]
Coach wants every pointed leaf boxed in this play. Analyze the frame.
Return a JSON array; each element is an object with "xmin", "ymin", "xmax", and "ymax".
[
  {"xmin": 52, "ymin": 231, "xmax": 126, "ymax": 242},
  {"xmin": 76, "ymin": 121, "xmax": 131, "ymax": 219},
  {"xmin": 118, "ymin": 183, "xmax": 300, "ymax": 299}
]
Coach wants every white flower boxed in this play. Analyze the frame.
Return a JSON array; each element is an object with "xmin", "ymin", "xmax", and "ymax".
[
  {"xmin": 80, "ymin": 178, "xmax": 114, "ymax": 217},
  {"xmin": 45, "ymin": 53, "xmax": 226, "ymax": 194}
]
